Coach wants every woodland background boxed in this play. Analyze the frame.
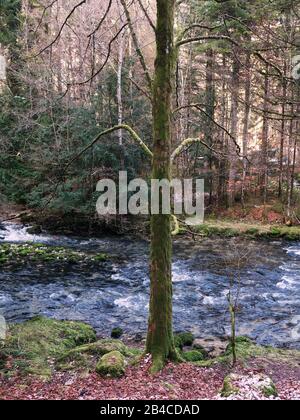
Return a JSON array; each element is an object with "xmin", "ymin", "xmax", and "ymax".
[{"xmin": 1, "ymin": 0, "xmax": 300, "ymax": 224}]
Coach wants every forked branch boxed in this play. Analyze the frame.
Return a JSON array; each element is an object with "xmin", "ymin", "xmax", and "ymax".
[{"xmin": 66, "ymin": 124, "xmax": 153, "ymax": 170}]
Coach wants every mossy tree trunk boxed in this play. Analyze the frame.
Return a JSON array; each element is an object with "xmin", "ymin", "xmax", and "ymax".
[{"xmin": 146, "ymin": 0, "xmax": 178, "ymax": 373}]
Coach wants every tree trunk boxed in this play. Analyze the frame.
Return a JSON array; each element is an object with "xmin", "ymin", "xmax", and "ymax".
[
  {"xmin": 205, "ymin": 49, "xmax": 215, "ymax": 205},
  {"xmin": 117, "ymin": 31, "xmax": 125, "ymax": 147},
  {"xmin": 146, "ymin": 0, "xmax": 178, "ymax": 373},
  {"xmin": 278, "ymin": 63, "xmax": 287, "ymax": 199},
  {"xmin": 241, "ymin": 52, "xmax": 251, "ymax": 208},
  {"xmin": 261, "ymin": 64, "xmax": 270, "ymax": 206},
  {"xmin": 227, "ymin": 57, "xmax": 240, "ymax": 207},
  {"xmin": 217, "ymin": 55, "xmax": 228, "ymax": 206},
  {"xmin": 287, "ymin": 110, "xmax": 294, "ymax": 217}
]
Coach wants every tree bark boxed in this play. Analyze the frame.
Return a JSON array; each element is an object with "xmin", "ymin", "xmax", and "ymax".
[
  {"xmin": 146, "ymin": 0, "xmax": 178, "ymax": 373},
  {"xmin": 241, "ymin": 52, "xmax": 251, "ymax": 208},
  {"xmin": 278, "ymin": 63, "xmax": 287, "ymax": 199},
  {"xmin": 227, "ymin": 57, "xmax": 240, "ymax": 207},
  {"xmin": 205, "ymin": 49, "xmax": 215, "ymax": 205},
  {"xmin": 261, "ymin": 64, "xmax": 270, "ymax": 206}
]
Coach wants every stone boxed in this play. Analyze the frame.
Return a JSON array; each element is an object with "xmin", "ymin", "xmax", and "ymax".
[
  {"xmin": 27, "ymin": 225, "xmax": 42, "ymax": 235},
  {"xmin": 221, "ymin": 373, "xmax": 278, "ymax": 399},
  {"xmin": 111, "ymin": 327, "xmax": 123, "ymax": 339},
  {"xmin": 182, "ymin": 350, "xmax": 205, "ymax": 362},
  {"xmin": 193, "ymin": 337, "xmax": 228, "ymax": 358},
  {"xmin": 96, "ymin": 351, "xmax": 125, "ymax": 378}
]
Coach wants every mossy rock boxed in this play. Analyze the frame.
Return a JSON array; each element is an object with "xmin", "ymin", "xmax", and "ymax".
[
  {"xmin": 93, "ymin": 253, "xmax": 109, "ymax": 262},
  {"xmin": 195, "ymin": 224, "xmax": 239, "ymax": 238},
  {"xmin": 96, "ymin": 351, "xmax": 125, "ymax": 378},
  {"xmin": 245, "ymin": 228, "xmax": 260, "ymax": 236},
  {"xmin": 182, "ymin": 350, "xmax": 205, "ymax": 362},
  {"xmin": 0, "ymin": 317, "xmax": 96, "ymax": 377},
  {"xmin": 225, "ymin": 336, "xmax": 253, "ymax": 356},
  {"xmin": 263, "ymin": 381, "xmax": 278, "ymax": 398},
  {"xmin": 221, "ymin": 374, "xmax": 239, "ymax": 397},
  {"xmin": 57, "ymin": 339, "xmax": 141, "ymax": 371},
  {"xmin": 195, "ymin": 336, "xmax": 300, "ymax": 369},
  {"xmin": 221, "ymin": 373, "xmax": 278, "ymax": 399},
  {"xmin": 27, "ymin": 225, "xmax": 42, "ymax": 235},
  {"xmin": 174, "ymin": 332, "xmax": 194, "ymax": 348},
  {"xmin": 111, "ymin": 327, "xmax": 123, "ymax": 339},
  {"xmin": 0, "ymin": 243, "xmax": 110, "ymax": 268}
]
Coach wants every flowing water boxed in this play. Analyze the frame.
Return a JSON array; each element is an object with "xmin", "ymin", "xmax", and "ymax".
[{"xmin": 0, "ymin": 223, "xmax": 299, "ymax": 349}]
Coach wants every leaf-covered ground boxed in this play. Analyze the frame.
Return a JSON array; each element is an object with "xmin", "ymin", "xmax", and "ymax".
[{"xmin": 0, "ymin": 357, "xmax": 299, "ymax": 400}]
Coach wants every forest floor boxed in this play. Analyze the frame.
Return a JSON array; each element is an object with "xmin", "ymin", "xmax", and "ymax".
[
  {"xmin": 0, "ymin": 357, "xmax": 299, "ymax": 400},
  {"xmin": 0, "ymin": 318, "xmax": 299, "ymax": 401}
]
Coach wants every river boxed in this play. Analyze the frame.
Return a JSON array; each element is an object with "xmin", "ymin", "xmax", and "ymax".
[{"xmin": 0, "ymin": 223, "xmax": 299, "ymax": 349}]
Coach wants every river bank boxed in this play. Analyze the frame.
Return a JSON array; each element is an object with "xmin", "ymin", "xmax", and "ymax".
[
  {"xmin": 0, "ymin": 317, "xmax": 299, "ymax": 400},
  {"xmin": 2, "ymin": 201, "xmax": 300, "ymax": 241}
]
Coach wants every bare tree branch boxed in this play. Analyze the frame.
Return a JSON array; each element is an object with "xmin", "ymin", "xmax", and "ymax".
[
  {"xmin": 33, "ymin": 0, "xmax": 87, "ymax": 57},
  {"xmin": 120, "ymin": 0, "xmax": 153, "ymax": 90},
  {"xmin": 88, "ymin": 0, "xmax": 113, "ymax": 38},
  {"xmin": 34, "ymin": 0, "xmax": 58, "ymax": 35},
  {"xmin": 173, "ymin": 103, "xmax": 242, "ymax": 156},
  {"xmin": 128, "ymin": 76, "xmax": 153, "ymax": 102},
  {"xmin": 136, "ymin": 0, "xmax": 156, "ymax": 33},
  {"xmin": 59, "ymin": 23, "xmax": 128, "ymax": 98},
  {"xmin": 176, "ymin": 35, "xmax": 239, "ymax": 48}
]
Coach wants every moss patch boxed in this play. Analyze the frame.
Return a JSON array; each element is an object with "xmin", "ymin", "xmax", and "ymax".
[
  {"xmin": 0, "ymin": 243, "xmax": 109, "ymax": 268},
  {"xmin": 174, "ymin": 332, "xmax": 194, "ymax": 348},
  {"xmin": 56, "ymin": 339, "xmax": 142, "ymax": 371},
  {"xmin": 96, "ymin": 351, "xmax": 125, "ymax": 378},
  {"xmin": 195, "ymin": 336, "xmax": 300, "ymax": 368},
  {"xmin": 182, "ymin": 350, "xmax": 205, "ymax": 362},
  {"xmin": 263, "ymin": 382, "xmax": 278, "ymax": 398},
  {"xmin": 191, "ymin": 220, "xmax": 300, "ymax": 241},
  {"xmin": 221, "ymin": 374, "xmax": 239, "ymax": 397},
  {"xmin": 111, "ymin": 327, "xmax": 124, "ymax": 339},
  {"xmin": 195, "ymin": 224, "xmax": 240, "ymax": 238},
  {"xmin": 0, "ymin": 317, "xmax": 97, "ymax": 378}
]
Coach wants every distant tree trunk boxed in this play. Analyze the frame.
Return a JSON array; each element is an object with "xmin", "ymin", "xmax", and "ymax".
[
  {"xmin": 117, "ymin": 31, "xmax": 125, "ymax": 147},
  {"xmin": 287, "ymin": 109, "xmax": 294, "ymax": 217},
  {"xmin": 227, "ymin": 57, "xmax": 240, "ymax": 207},
  {"xmin": 261, "ymin": 64, "xmax": 270, "ymax": 206},
  {"xmin": 205, "ymin": 49, "xmax": 215, "ymax": 205},
  {"xmin": 5, "ymin": 0, "xmax": 22, "ymax": 95},
  {"xmin": 241, "ymin": 52, "xmax": 251, "ymax": 208},
  {"xmin": 218, "ymin": 55, "xmax": 229, "ymax": 206},
  {"xmin": 288, "ymin": 87, "xmax": 300, "ymax": 213},
  {"xmin": 117, "ymin": 28, "xmax": 126, "ymax": 170},
  {"xmin": 278, "ymin": 64, "xmax": 287, "ymax": 199},
  {"xmin": 146, "ymin": 0, "xmax": 178, "ymax": 373}
]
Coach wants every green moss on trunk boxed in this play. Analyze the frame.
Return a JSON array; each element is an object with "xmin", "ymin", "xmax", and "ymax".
[{"xmin": 146, "ymin": 0, "xmax": 178, "ymax": 373}]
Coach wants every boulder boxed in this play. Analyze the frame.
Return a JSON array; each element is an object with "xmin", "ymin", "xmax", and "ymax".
[
  {"xmin": 182, "ymin": 350, "xmax": 205, "ymax": 362},
  {"xmin": 193, "ymin": 337, "xmax": 228, "ymax": 358},
  {"xmin": 221, "ymin": 373, "xmax": 278, "ymax": 399},
  {"xmin": 174, "ymin": 332, "xmax": 194, "ymax": 349},
  {"xmin": 111, "ymin": 327, "xmax": 124, "ymax": 339},
  {"xmin": 27, "ymin": 225, "xmax": 42, "ymax": 235},
  {"xmin": 96, "ymin": 351, "xmax": 125, "ymax": 378},
  {"xmin": 0, "ymin": 223, "xmax": 6, "ymax": 231}
]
